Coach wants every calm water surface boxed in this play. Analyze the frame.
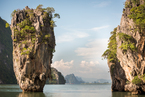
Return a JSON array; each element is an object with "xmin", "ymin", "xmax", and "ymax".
[{"xmin": 0, "ymin": 84, "xmax": 145, "ymax": 97}]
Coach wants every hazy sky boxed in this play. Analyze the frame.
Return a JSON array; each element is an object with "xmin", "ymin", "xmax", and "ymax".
[{"xmin": 0, "ymin": 0, "xmax": 126, "ymax": 82}]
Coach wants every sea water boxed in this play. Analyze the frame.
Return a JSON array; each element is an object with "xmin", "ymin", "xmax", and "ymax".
[{"xmin": 0, "ymin": 84, "xmax": 144, "ymax": 97}]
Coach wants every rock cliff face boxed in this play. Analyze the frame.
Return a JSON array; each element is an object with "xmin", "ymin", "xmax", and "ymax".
[
  {"xmin": 117, "ymin": 0, "xmax": 145, "ymax": 94},
  {"xmin": 103, "ymin": 0, "xmax": 145, "ymax": 94},
  {"xmin": 10, "ymin": 6, "xmax": 56, "ymax": 92}
]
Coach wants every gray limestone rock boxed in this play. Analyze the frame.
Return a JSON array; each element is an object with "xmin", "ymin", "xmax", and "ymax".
[
  {"xmin": 10, "ymin": 6, "xmax": 55, "ymax": 92},
  {"xmin": 110, "ymin": 0, "xmax": 145, "ymax": 94}
]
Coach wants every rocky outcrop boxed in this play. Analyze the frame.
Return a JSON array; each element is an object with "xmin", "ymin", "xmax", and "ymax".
[
  {"xmin": 104, "ymin": 0, "xmax": 145, "ymax": 94},
  {"xmin": 46, "ymin": 67, "xmax": 66, "ymax": 84},
  {"xmin": 10, "ymin": 6, "xmax": 56, "ymax": 92}
]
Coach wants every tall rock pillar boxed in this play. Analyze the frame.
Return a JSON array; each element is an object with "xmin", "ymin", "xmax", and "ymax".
[{"xmin": 10, "ymin": 6, "xmax": 56, "ymax": 92}]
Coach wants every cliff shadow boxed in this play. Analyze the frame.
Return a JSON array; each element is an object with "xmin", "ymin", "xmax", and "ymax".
[{"xmin": 109, "ymin": 60, "xmax": 127, "ymax": 92}]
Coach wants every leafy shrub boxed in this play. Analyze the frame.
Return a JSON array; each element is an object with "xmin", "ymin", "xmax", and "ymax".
[
  {"xmin": 13, "ymin": 39, "xmax": 17, "ymax": 42},
  {"xmin": 11, "ymin": 10, "xmax": 17, "ymax": 17},
  {"xmin": 54, "ymin": 13, "xmax": 60, "ymax": 18},
  {"xmin": 102, "ymin": 28, "xmax": 117, "ymax": 62},
  {"xmin": 125, "ymin": 2, "xmax": 132, "ymax": 8},
  {"xmin": 128, "ymin": 4, "xmax": 145, "ymax": 33},
  {"xmin": 140, "ymin": 74, "xmax": 145, "ymax": 82},
  {"xmin": 50, "ymin": 20, "xmax": 56, "ymax": 27},
  {"xmin": 45, "ymin": 34, "xmax": 51, "ymax": 39},
  {"xmin": 36, "ymin": 4, "xmax": 43, "ymax": 9},
  {"xmin": 5, "ymin": 23, "xmax": 9, "ymax": 28},
  {"xmin": 117, "ymin": 33, "xmax": 137, "ymax": 52},
  {"xmin": 22, "ymin": 41, "xmax": 27, "ymax": 44},
  {"xmin": 131, "ymin": 0, "xmax": 140, "ymax": 5},
  {"xmin": 132, "ymin": 76, "xmax": 142, "ymax": 85}
]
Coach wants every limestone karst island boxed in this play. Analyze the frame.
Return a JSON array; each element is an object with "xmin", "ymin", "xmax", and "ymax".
[
  {"xmin": 10, "ymin": 5, "xmax": 59, "ymax": 92},
  {"xmin": 1, "ymin": 0, "xmax": 145, "ymax": 96},
  {"xmin": 102, "ymin": 0, "xmax": 145, "ymax": 95}
]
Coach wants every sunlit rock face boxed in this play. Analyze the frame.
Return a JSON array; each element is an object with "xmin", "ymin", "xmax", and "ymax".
[
  {"xmin": 110, "ymin": 0, "xmax": 145, "ymax": 94},
  {"xmin": 10, "ymin": 6, "xmax": 55, "ymax": 92}
]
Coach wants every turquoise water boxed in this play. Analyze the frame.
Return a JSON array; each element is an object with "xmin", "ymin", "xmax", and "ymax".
[{"xmin": 0, "ymin": 84, "xmax": 145, "ymax": 97}]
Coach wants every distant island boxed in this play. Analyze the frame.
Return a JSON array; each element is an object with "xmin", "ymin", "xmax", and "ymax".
[
  {"xmin": 46, "ymin": 67, "xmax": 66, "ymax": 84},
  {"xmin": 82, "ymin": 82, "xmax": 111, "ymax": 85},
  {"xmin": 65, "ymin": 74, "xmax": 85, "ymax": 84},
  {"xmin": 65, "ymin": 74, "xmax": 111, "ymax": 84}
]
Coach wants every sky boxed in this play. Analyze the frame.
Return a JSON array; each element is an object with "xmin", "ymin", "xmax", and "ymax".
[{"xmin": 0, "ymin": 0, "xmax": 126, "ymax": 82}]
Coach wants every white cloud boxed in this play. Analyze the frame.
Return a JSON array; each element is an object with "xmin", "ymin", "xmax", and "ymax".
[
  {"xmin": 56, "ymin": 30, "xmax": 89, "ymax": 43},
  {"xmin": 91, "ymin": 25, "xmax": 110, "ymax": 31},
  {"xmin": 77, "ymin": 60, "xmax": 110, "ymax": 81},
  {"xmin": 80, "ymin": 61, "xmax": 99, "ymax": 68},
  {"xmin": 74, "ymin": 31, "xmax": 89, "ymax": 38},
  {"xmin": 56, "ymin": 25, "xmax": 110, "ymax": 43},
  {"xmin": 93, "ymin": 1, "xmax": 110, "ymax": 8},
  {"xmin": 77, "ymin": 60, "xmax": 105, "ymax": 77},
  {"xmin": 52, "ymin": 59, "xmax": 74, "ymax": 70},
  {"xmin": 52, "ymin": 59, "xmax": 109, "ymax": 80},
  {"xmin": 75, "ymin": 39, "xmax": 108, "ymax": 60},
  {"xmin": 57, "ymin": 34, "xmax": 74, "ymax": 43},
  {"xmin": 52, "ymin": 59, "xmax": 101, "ymax": 76}
]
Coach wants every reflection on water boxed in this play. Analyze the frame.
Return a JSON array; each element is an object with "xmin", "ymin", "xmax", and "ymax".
[
  {"xmin": 18, "ymin": 92, "xmax": 46, "ymax": 97},
  {"xmin": 1, "ymin": 84, "xmax": 145, "ymax": 97},
  {"xmin": 112, "ymin": 92, "xmax": 145, "ymax": 97}
]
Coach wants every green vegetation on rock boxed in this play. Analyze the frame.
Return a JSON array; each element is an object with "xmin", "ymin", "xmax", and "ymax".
[
  {"xmin": 102, "ymin": 28, "xmax": 117, "ymax": 62},
  {"xmin": 102, "ymin": 28, "xmax": 137, "ymax": 62},
  {"xmin": 36, "ymin": 4, "xmax": 60, "ymax": 27},
  {"xmin": 128, "ymin": 2, "xmax": 145, "ymax": 33},
  {"xmin": 5, "ymin": 23, "xmax": 9, "ymax": 28},
  {"xmin": 118, "ymin": 33, "xmax": 137, "ymax": 53},
  {"xmin": 140, "ymin": 74, "xmax": 145, "ymax": 82},
  {"xmin": 125, "ymin": 1, "xmax": 132, "ymax": 8},
  {"xmin": 131, "ymin": 0, "xmax": 140, "ymax": 5},
  {"xmin": 132, "ymin": 76, "xmax": 142, "ymax": 85},
  {"xmin": 11, "ymin": 10, "xmax": 17, "ymax": 17},
  {"xmin": 11, "ymin": 5, "xmax": 60, "ymax": 55}
]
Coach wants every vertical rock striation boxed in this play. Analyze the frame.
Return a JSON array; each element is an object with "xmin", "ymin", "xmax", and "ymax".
[
  {"xmin": 103, "ymin": 0, "xmax": 145, "ymax": 94},
  {"xmin": 117, "ymin": 0, "xmax": 145, "ymax": 94},
  {"xmin": 10, "ymin": 6, "xmax": 56, "ymax": 92}
]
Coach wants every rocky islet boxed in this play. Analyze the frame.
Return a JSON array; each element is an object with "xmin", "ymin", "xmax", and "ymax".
[
  {"xmin": 103, "ymin": 0, "xmax": 145, "ymax": 94},
  {"xmin": 10, "ymin": 5, "xmax": 56, "ymax": 92}
]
